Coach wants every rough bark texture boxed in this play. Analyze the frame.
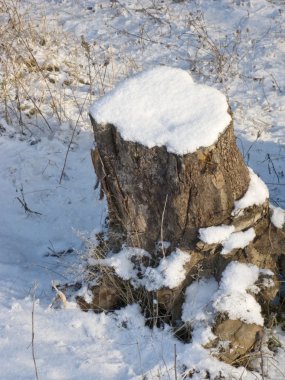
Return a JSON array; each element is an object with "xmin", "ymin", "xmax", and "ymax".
[{"xmin": 90, "ymin": 114, "xmax": 249, "ymax": 253}]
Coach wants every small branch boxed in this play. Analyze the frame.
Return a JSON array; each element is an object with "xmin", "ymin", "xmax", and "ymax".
[
  {"xmin": 174, "ymin": 344, "xmax": 177, "ymax": 380},
  {"xmin": 51, "ymin": 281, "xmax": 67, "ymax": 308},
  {"xmin": 266, "ymin": 153, "xmax": 280, "ymax": 184},
  {"xmin": 59, "ymin": 122, "xmax": 78, "ymax": 183},
  {"xmin": 31, "ymin": 285, "xmax": 39, "ymax": 380},
  {"xmin": 160, "ymin": 194, "xmax": 168, "ymax": 258},
  {"xmin": 245, "ymin": 131, "xmax": 261, "ymax": 164},
  {"xmin": 16, "ymin": 187, "xmax": 42, "ymax": 215},
  {"xmin": 59, "ymin": 92, "xmax": 89, "ymax": 183},
  {"xmin": 270, "ymin": 73, "xmax": 282, "ymax": 93},
  {"xmin": 110, "ymin": 25, "xmax": 174, "ymax": 47},
  {"xmin": 136, "ymin": 341, "xmax": 144, "ymax": 380}
]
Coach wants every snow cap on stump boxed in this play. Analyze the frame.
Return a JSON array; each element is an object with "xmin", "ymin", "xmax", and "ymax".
[{"xmin": 90, "ymin": 66, "xmax": 231, "ymax": 155}]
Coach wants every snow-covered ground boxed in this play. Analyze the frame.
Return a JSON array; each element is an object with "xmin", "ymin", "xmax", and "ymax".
[{"xmin": 0, "ymin": 0, "xmax": 285, "ymax": 379}]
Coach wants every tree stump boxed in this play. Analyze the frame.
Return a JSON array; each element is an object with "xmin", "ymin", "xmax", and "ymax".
[
  {"xmin": 90, "ymin": 67, "xmax": 251, "ymax": 253},
  {"xmin": 88, "ymin": 67, "xmax": 285, "ymax": 367},
  {"xmin": 91, "ymin": 118, "xmax": 252, "ymax": 253}
]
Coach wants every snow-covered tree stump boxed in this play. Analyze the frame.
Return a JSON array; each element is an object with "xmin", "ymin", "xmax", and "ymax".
[
  {"xmin": 90, "ymin": 68, "xmax": 250, "ymax": 253},
  {"xmin": 88, "ymin": 67, "xmax": 285, "ymax": 366}
]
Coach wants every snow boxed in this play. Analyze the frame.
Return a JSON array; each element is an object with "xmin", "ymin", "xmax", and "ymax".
[
  {"xmin": 221, "ymin": 227, "xmax": 256, "ymax": 255},
  {"xmin": 182, "ymin": 278, "xmax": 218, "ymax": 345},
  {"xmin": 3, "ymin": 295, "xmax": 259, "ymax": 380},
  {"xmin": 93, "ymin": 247, "xmax": 150, "ymax": 281},
  {"xmin": 213, "ymin": 261, "xmax": 264, "ymax": 325},
  {"xmin": 94, "ymin": 247, "xmax": 191, "ymax": 291},
  {"xmin": 270, "ymin": 204, "xmax": 285, "ymax": 229},
  {"xmin": 199, "ymin": 225, "xmax": 235, "ymax": 244},
  {"xmin": 90, "ymin": 66, "xmax": 232, "ymax": 155},
  {"xmin": 182, "ymin": 262, "xmax": 269, "ymax": 330},
  {"xmin": 233, "ymin": 168, "xmax": 269, "ymax": 215},
  {"xmin": 0, "ymin": 0, "xmax": 285, "ymax": 379},
  {"xmin": 198, "ymin": 225, "xmax": 255, "ymax": 255},
  {"xmin": 149, "ymin": 248, "xmax": 191, "ymax": 290},
  {"xmin": 0, "ymin": 300, "xmax": 179, "ymax": 380}
]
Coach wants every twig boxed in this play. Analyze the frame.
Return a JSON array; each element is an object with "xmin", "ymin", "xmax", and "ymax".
[
  {"xmin": 59, "ymin": 93, "xmax": 89, "ymax": 183},
  {"xmin": 51, "ymin": 281, "xmax": 68, "ymax": 308},
  {"xmin": 16, "ymin": 187, "xmax": 42, "ymax": 215},
  {"xmin": 160, "ymin": 194, "xmax": 168, "ymax": 258},
  {"xmin": 174, "ymin": 344, "xmax": 177, "ymax": 380},
  {"xmin": 16, "ymin": 197, "xmax": 42, "ymax": 215},
  {"xmin": 245, "ymin": 131, "xmax": 261, "ymax": 164},
  {"xmin": 265, "ymin": 153, "xmax": 280, "ymax": 184},
  {"xmin": 31, "ymin": 284, "xmax": 39, "ymax": 380},
  {"xmin": 153, "ymin": 295, "xmax": 159, "ymax": 327},
  {"xmin": 267, "ymin": 357, "xmax": 285, "ymax": 377},
  {"xmin": 270, "ymin": 73, "xmax": 282, "ymax": 93},
  {"xmin": 110, "ymin": 25, "xmax": 174, "ymax": 47},
  {"xmin": 255, "ymin": 330, "xmax": 266, "ymax": 380},
  {"xmin": 11, "ymin": 8, "xmax": 62, "ymax": 124},
  {"xmin": 136, "ymin": 341, "xmax": 144, "ymax": 380}
]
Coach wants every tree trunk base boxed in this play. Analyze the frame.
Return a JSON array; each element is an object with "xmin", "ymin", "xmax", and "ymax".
[{"xmin": 90, "ymin": 116, "xmax": 250, "ymax": 253}]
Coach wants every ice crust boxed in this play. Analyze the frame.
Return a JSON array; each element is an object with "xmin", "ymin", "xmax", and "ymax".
[{"xmin": 90, "ymin": 66, "xmax": 231, "ymax": 155}]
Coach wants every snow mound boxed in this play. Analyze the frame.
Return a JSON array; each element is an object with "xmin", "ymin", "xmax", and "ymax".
[
  {"xmin": 233, "ymin": 168, "xmax": 269, "ymax": 214},
  {"xmin": 182, "ymin": 277, "xmax": 218, "ymax": 324},
  {"xmin": 182, "ymin": 278, "xmax": 218, "ymax": 345},
  {"xmin": 178, "ymin": 277, "xmax": 218, "ymax": 346},
  {"xmin": 90, "ymin": 66, "xmax": 231, "ymax": 155},
  {"xmin": 199, "ymin": 224, "xmax": 255, "ymax": 255},
  {"xmin": 181, "ymin": 261, "xmax": 270, "ymax": 346},
  {"xmin": 93, "ymin": 247, "xmax": 191, "ymax": 291},
  {"xmin": 91, "ymin": 247, "xmax": 151, "ymax": 281},
  {"xmin": 213, "ymin": 261, "xmax": 264, "ymax": 325},
  {"xmin": 221, "ymin": 228, "xmax": 256, "ymax": 255},
  {"xmin": 182, "ymin": 262, "xmax": 272, "ymax": 329},
  {"xmin": 270, "ymin": 204, "xmax": 285, "ymax": 229},
  {"xmin": 199, "ymin": 225, "xmax": 235, "ymax": 244},
  {"xmin": 144, "ymin": 248, "xmax": 191, "ymax": 290}
]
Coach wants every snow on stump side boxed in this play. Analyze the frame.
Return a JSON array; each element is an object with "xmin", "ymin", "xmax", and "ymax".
[{"xmin": 90, "ymin": 66, "xmax": 250, "ymax": 252}]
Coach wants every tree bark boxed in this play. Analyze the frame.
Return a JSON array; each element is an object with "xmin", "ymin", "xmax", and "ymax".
[{"xmin": 90, "ymin": 114, "xmax": 250, "ymax": 254}]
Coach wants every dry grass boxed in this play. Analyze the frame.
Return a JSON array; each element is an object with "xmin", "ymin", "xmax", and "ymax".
[{"xmin": 0, "ymin": 0, "xmax": 127, "ymax": 136}]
